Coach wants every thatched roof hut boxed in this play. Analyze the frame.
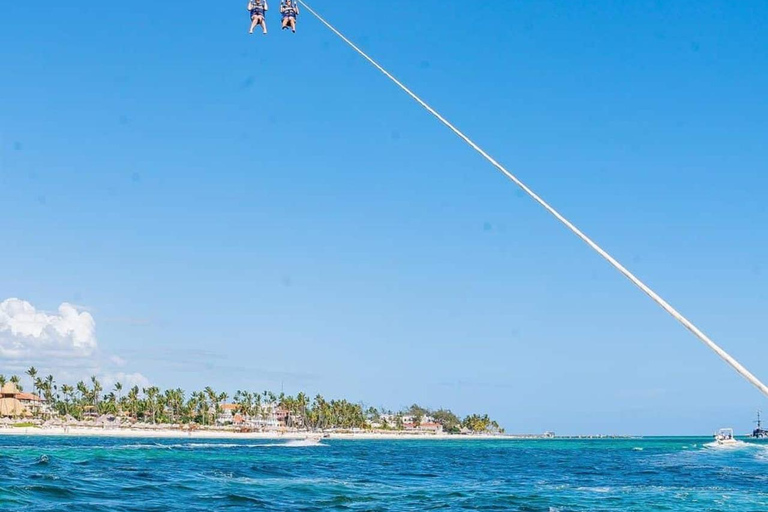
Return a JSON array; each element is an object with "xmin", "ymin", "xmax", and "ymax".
[{"xmin": 0, "ymin": 382, "xmax": 28, "ymax": 417}]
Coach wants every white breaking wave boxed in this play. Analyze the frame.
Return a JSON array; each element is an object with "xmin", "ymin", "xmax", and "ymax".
[
  {"xmin": 120, "ymin": 441, "xmax": 325, "ymax": 450},
  {"xmin": 283, "ymin": 439, "xmax": 326, "ymax": 447}
]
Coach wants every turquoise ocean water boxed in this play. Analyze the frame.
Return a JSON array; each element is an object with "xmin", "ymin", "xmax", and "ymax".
[{"xmin": 0, "ymin": 436, "xmax": 766, "ymax": 511}]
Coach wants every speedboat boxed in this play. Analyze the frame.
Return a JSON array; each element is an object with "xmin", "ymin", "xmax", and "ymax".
[{"xmin": 714, "ymin": 428, "xmax": 738, "ymax": 446}]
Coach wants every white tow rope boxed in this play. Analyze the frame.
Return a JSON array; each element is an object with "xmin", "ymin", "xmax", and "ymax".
[{"xmin": 297, "ymin": 0, "xmax": 768, "ymax": 398}]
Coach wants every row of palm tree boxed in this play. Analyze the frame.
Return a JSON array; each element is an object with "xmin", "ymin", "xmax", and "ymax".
[
  {"xmin": 369, "ymin": 404, "xmax": 503, "ymax": 433},
  {"xmin": 230, "ymin": 390, "xmax": 366, "ymax": 429},
  {"xmin": 0, "ymin": 374, "xmax": 24, "ymax": 391},
  {"xmin": 1, "ymin": 370, "xmax": 220, "ymax": 424},
  {"xmin": 1, "ymin": 368, "xmax": 502, "ymax": 432}
]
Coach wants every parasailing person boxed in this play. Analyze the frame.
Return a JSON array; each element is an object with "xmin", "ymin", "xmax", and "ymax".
[
  {"xmin": 248, "ymin": 0, "xmax": 269, "ymax": 35},
  {"xmin": 280, "ymin": 0, "xmax": 299, "ymax": 33}
]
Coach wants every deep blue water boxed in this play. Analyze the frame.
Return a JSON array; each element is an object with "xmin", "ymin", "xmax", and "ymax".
[{"xmin": 1, "ymin": 436, "xmax": 767, "ymax": 511}]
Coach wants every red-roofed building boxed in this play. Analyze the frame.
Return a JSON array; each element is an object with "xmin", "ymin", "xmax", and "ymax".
[
  {"xmin": 216, "ymin": 403, "xmax": 240, "ymax": 425},
  {"xmin": 0, "ymin": 383, "xmax": 28, "ymax": 417},
  {"xmin": 16, "ymin": 392, "xmax": 49, "ymax": 416},
  {"xmin": 418, "ymin": 422, "xmax": 444, "ymax": 434}
]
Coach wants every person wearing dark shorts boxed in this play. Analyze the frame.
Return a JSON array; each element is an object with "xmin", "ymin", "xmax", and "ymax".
[
  {"xmin": 280, "ymin": 0, "xmax": 298, "ymax": 33},
  {"xmin": 248, "ymin": 0, "xmax": 268, "ymax": 35}
]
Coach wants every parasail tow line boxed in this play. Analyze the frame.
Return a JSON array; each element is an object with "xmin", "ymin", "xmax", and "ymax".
[{"xmin": 296, "ymin": 0, "xmax": 768, "ymax": 398}]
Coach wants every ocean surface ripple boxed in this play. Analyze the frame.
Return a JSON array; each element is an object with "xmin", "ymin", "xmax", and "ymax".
[{"xmin": 0, "ymin": 437, "xmax": 767, "ymax": 511}]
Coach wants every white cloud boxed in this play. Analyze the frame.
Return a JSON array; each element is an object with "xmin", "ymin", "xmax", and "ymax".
[
  {"xmin": 0, "ymin": 298, "xmax": 153, "ymax": 392},
  {"xmin": 110, "ymin": 355, "xmax": 127, "ymax": 367},
  {"xmin": 101, "ymin": 372, "xmax": 151, "ymax": 391},
  {"xmin": 0, "ymin": 298, "xmax": 97, "ymax": 359}
]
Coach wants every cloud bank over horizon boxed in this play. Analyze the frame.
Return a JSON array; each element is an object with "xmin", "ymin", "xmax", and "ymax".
[
  {"xmin": 0, "ymin": 298, "xmax": 97, "ymax": 358},
  {"xmin": 0, "ymin": 298, "xmax": 149, "ymax": 388}
]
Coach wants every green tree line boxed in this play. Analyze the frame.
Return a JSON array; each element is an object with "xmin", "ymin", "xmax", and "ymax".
[{"xmin": 0, "ymin": 369, "xmax": 502, "ymax": 433}]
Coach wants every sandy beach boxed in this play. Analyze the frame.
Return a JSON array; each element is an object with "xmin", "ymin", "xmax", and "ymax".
[{"xmin": 0, "ymin": 426, "xmax": 509, "ymax": 440}]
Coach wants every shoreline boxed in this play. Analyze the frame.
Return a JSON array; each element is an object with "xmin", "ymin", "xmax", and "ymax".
[
  {"xmin": 0, "ymin": 426, "xmax": 643, "ymax": 440},
  {"xmin": 0, "ymin": 426, "xmax": 507, "ymax": 440}
]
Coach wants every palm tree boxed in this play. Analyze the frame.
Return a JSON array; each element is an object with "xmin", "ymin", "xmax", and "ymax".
[
  {"xmin": 0, "ymin": 375, "xmax": 5, "ymax": 387},
  {"xmin": 61, "ymin": 384, "xmax": 74, "ymax": 417},
  {"xmin": 234, "ymin": 390, "xmax": 254, "ymax": 419},
  {"xmin": 164, "ymin": 388, "xmax": 185, "ymax": 424},
  {"xmin": 32, "ymin": 377, "xmax": 45, "ymax": 418},
  {"xmin": 204, "ymin": 387, "xmax": 219, "ymax": 425},
  {"xmin": 144, "ymin": 386, "xmax": 160, "ymax": 423},
  {"xmin": 76, "ymin": 380, "xmax": 87, "ymax": 401},
  {"xmin": 187, "ymin": 392, "xmax": 199, "ymax": 424},
  {"xmin": 73, "ymin": 381, "xmax": 88, "ymax": 419},
  {"xmin": 312, "ymin": 394, "xmax": 327, "ymax": 430},
  {"xmin": 10, "ymin": 375, "xmax": 23, "ymax": 391},
  {"xmin": 296, "ymin": 392, "xmax": 308, "ymax": 429},
  {"xmin": 26, "ymin": 366, "xmax": 38, "ymax": 397},
  {"xmin": 127, "ymin": 386, "xmax": 140, "ymax": 420},
  {"xmin": 188, "ymin": 391, "xmax": 207, "ymax": 425},
  {"xmin": 90, "ymin": 376, "xmax": 102, "ymax": 412},
  {"xmin": 253, "ymin": 392, "xmax": 262, "ymax": 421},
  {"xmin": 103, "ymin": 392, "xmax": 117, "ymax": 414},
  {"xmin": 175, "ymin": 388, "xmax": 186, "ymax": 422},
  {"xmin": 45, "ymin": 375, "xmax": 56, "ymax": 409},
  {"xmin": 163, "ymin": 388, "xmax": 175, "ymax": 423},
  {"xmin": 114, "ymin": 382, "xmax": 123, "ymax": 415},
  {"xmin": 217, "ymin": 392, "xmax": 228, "ymax": 423}
]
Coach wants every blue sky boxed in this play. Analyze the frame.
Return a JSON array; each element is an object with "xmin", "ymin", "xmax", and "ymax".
[{"xmin": 1, "ymin": 0, "xmax": 767, "ymax": 435}]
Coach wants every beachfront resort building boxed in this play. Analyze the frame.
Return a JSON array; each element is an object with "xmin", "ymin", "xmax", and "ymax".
[
  {"xmin": 216, "ymin": 404, "xmax": 245, "ymax": 426},
  {"xmin": 376, "ymin": 414, "xmax": 444, "ymax": 433},
  {"xmin": 216, "ymin": 402, "xmax": 290, "ymax": 429},
  {"xmin": 416, "ymin": 421, "xmax": 444, "ymax": 434},
  {"xmin": 402, "ymin": 415, "xmax": 444, "ymax": 433},
  {"xmin": 0, "ymin": 382, "xmax": 31, "ymax": 417},
  {"xmin": 0, "ymin": 383, "xmax": 51, "ymax": 418},
  {"xmin": 17, "ymin": 392, "xmax": 49, "ymax": 416}
]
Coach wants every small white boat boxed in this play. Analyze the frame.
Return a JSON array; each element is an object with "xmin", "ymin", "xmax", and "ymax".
[
  {"xmin": 714, "ymin": 428, "xmax": 738, "ymax": 446},
  {"xmin": 284, "ymin": 436, "xmax": 323, "ymax": 447}
]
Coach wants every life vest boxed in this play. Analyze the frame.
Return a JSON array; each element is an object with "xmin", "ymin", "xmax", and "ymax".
[
  {"xmin": 281, "ymin": 3, "xmax": 297, "ymax": 18},
  {"xmin": 251, "ymin": 2, "xmax": 266, "ymax": 15}
]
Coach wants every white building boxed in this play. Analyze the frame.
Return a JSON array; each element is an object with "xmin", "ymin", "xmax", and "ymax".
[
  {"xmin": 217, "ymin": 402, "xmax": 285, "ymax": 429},
  {"xmin": 377, "ymin": 413, "xmax": 443, "ymax": 433},
  {"xmin": 216, "ymin": 404, "xmax": 240, "ymax": 425},
  {"xmin": 17, "ymin": 392, "xmax": 51, "ymax": 416}
]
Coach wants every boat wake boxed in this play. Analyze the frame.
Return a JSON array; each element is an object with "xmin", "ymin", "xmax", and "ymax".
[
  {"xmin": 283, "ymin": 438, "xmax": 326, "ymax": 448},
  {"xmin": 119, "ymin": 440, "xmax": 325, "ymax": 450},
  {"xmin": 703, "ymin": 440, "xmax": 750, "ymax": 450}
]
